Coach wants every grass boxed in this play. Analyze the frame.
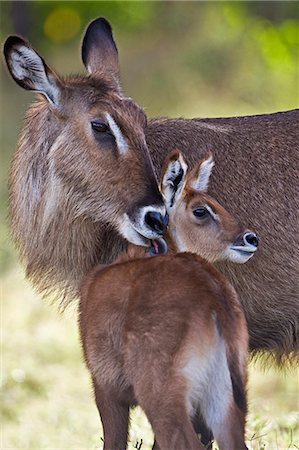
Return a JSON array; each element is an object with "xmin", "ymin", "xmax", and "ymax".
[{"xmin": 1, "ymin": 264, "xmax": 298, "ymax": 450}]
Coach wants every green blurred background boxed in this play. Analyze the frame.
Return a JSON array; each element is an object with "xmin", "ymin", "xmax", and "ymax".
[{"xmin": 1, "ymin": 2, "xmax": 298, "ymax": 449}]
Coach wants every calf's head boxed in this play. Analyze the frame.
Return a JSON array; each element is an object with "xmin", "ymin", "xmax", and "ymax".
[{"xmin": 160, "ymin": 151, "xmax": 259, "ymax": 263}]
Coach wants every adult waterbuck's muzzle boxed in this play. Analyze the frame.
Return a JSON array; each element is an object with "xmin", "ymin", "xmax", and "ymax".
[{"xmin": 118, "ymin": 204, "xmax": 168, "ymax": 247}]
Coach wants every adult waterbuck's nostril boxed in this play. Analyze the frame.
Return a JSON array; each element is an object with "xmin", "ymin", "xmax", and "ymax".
[
  {"xmin": 145, "ymin": 211, "xmax": 168, "ymax": 235},
  {"xmin": 244, "ymin": 232, "xmax": 259, "ymax": 248}
]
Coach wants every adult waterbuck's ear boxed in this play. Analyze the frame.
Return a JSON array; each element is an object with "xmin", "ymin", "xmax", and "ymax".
[
  {"xmin": 82, "ymin": 17, "xmax": 119, "ymax": 85},
  {"xmin": 3, "ymin": 36, "xmax": 62, "ymax": 106},
  {"xmin": 187, "ymin": 153, "xmax": 215, "ymax": 192},
  {"xmin": 161, "ymin": 150, "xmax": 188, "ymax": 209}
]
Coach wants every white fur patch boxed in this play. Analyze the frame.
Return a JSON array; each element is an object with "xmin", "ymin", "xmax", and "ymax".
[
  {"xmin": 205, "ymin": 204, "xmax": 219, "ymax": 222},
  {"xmin": 225, "ymin": 245, "xmax": 256, "ymax": 264},
  {"xmin": 105, "ymin": 113, "xmax": 128, "ymax": 154},
  {"xmin": 191, "ymin": 155, "xmax": 214, "ymax": 192},
  {"xmin": 117, "ymin": 213, "xmax": 148, "ymax": 246},
  {"xmin": 135, "ymin": 204, "xmax": 167, "ymax": 239},
  {"xmin": 180, "ymin": 330, "xmax": 232, "ymax": 436},
  {"xmin": 11, "ymin": 46, "xmax": 42, "ymax": 80},
  {"xmin": 41, "ymin": 136, "xmax": 65, "ymax": 230},
  {"xmin": 169, "ymin": 225, "xmax": 187, "ymax": 252},
  {"xmin": 197, "ymin": 122, "xmax": 233, "ymax": 133}
]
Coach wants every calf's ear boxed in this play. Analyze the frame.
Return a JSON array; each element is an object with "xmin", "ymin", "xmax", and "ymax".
[
  {"xmin": 161, "ymin": 150, "xmax": 188, "ymax": 209},
  {"xmin": 187, "ymin": 153, "xmax": 215, "ymax": 192}
]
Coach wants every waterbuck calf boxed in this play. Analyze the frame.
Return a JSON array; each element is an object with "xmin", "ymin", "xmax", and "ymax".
[
  {"xmin": 4, "ymin": 17, "xmax": 298, "ymax": 362},
  {"xmin": 79, "ymin": 152, "xmax": 257, "ymax": 450}
]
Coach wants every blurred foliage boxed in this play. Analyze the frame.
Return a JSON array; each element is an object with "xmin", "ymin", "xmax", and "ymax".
[
  {"xmin": 0, "ymin": 2, "xmax": 298, "ymax": 111},
  {"xmin": 44, "ymin": 6, "xmax": 81, "ymax": 43}
]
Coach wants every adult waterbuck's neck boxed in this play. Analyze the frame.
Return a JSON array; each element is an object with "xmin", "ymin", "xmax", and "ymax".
[{"xmin": 4, "ymin": 18, "xmax": 167, "ymax": 306}]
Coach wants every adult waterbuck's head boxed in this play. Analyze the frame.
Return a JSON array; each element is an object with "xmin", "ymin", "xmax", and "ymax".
[{"xmin": 3, "ymin": 18, "xmax": 167, "ymax": 305}]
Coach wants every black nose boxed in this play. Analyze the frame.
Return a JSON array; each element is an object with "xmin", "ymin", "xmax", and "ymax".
[
  {"xmin": 145, "ymin": 211, "xmax": 168, "ymax": 235},
  {"xmin": 244, "ymin": 232, "xmax": 259, "ymax": 248}
]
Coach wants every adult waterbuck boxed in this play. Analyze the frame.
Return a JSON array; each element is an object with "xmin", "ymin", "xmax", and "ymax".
[
  {"xmin": 4, "ymin": 18, "xmax": 298, "ymax": 362},
  {"xmin": 80, "ymin": 152, "xmax": 253, "ymax": 450},
  {"xmin": 3, "ymin": 19, "xmax": 168, "ymax": 305}
]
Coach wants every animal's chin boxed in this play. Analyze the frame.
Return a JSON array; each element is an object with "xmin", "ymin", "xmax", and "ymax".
[
  {"xmin": 117, "ymin": 216, "xmax": 167, "ymax": 254},
  {"xmin": 117, "ymin": 217, "xmax": 151, "ymax": 246},
  {"xmin": 227, "ymin": 246, "xmax": 257, "ymax": 264}
]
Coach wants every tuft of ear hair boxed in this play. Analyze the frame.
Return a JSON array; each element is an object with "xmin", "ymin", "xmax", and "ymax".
[
  {"xmin": 161, "ymin": 150, "xmax": 188, "ymax": 209},
  {"xmin": 188, "ymin": 153, "xmax": 215, "ymax": 192},
  {"xmin": 3, "ymin": 35, "xmax": 61, "ymax": 105},
  {"xmin": 81, "ymin": 17, "xmax": 120, "ymax": 86}
]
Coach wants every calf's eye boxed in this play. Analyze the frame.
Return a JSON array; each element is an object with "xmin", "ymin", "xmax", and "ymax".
[{"xmin": 193, "ymin": 208, "xmax": 209, "ymax": 218}]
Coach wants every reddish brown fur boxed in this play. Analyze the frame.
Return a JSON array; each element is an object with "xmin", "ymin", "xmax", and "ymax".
[
  {"xmin": 80, "ymin": 253, "xmax": 248, "ymax": 450},
  {"xmin": 169, "ymin": 191, "xmax": 243, "ymax": 262},
  {"xmin": 80, "ymin": 257, "xmax": 248, "ymax": 450}
]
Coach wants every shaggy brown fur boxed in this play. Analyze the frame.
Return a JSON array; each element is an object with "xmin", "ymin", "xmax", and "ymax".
[
  {"xmin": 4, "ymin": 25, "xmax": 166, "ymax": 306},
  {"xmin": 145, "ymin": 112, "xmax": 299, "ymax": 362}
]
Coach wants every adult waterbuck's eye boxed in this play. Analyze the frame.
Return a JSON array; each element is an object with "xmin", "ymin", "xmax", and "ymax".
[
  {"xmin": 91, "ymin": 120, "xmax": 111, "ymax": 134},
  {"xmin": 193, "ymin": 207, "xmax": 209, "ymax": 219}
]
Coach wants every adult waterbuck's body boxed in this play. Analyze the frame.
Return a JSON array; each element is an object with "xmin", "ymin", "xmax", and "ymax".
[
  {"xmin": 146, "ymin": 110, "xmax": 299, "ymax": 361},
  {"xmin": 4, "ymin": 18, "xmax": 299, "ymax": 362}
]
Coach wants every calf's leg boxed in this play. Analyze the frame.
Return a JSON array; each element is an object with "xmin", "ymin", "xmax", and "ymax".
[
  {"xmin": 93, "ymin": 379, "xmax": 129, "ymax": 450},
  {"xmin": 213, "ymin": 404, "xmax": 248, "ymax": 450},
  {"xmin": 135, "ymin": 381, "xmax": 204, "ymax": 450},
  {"xmin": 192, "ymin": 412, "xmax": 213, "ymax": 449}
]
